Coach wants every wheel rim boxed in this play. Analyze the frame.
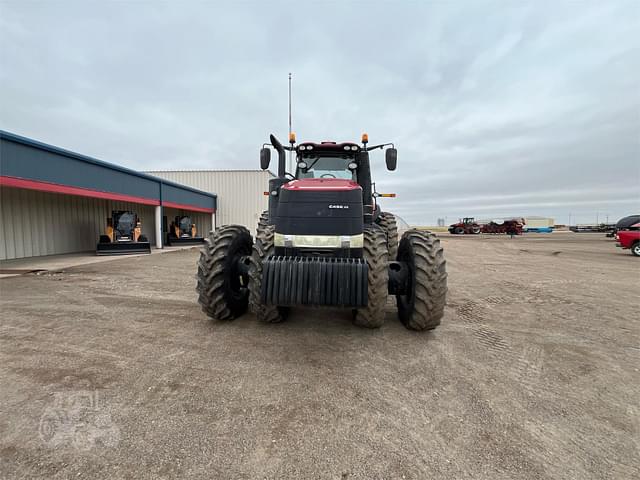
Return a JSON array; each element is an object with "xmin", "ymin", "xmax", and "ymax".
[
  {"xmin": 633, "ymin": 244, "xmax": 640, "ymax": 255},
  {"xmin": 225, "ymin": 243, "xmax": 252, "ymax": 302}
]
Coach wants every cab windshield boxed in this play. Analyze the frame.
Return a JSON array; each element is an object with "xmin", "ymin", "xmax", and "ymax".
[
  {"xmin": 297, "ymin": 155, "xmax": 355, "ymax": 180},
  {"xmin": 115, "ymin": 213, "xmax": 135, "ymax": 234}
]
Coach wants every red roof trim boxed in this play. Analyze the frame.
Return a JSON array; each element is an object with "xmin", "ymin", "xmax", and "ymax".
[
  {"xmin": 0, "ymin": 176, "xmax": 215, "ymax": 213},
  {"xmin": 163, "ymin": 201, "xmax": 215, "ymax": 213},
  {"xmin": 1, "ymin": 175, "xmax": 160, "ymax": 205}
]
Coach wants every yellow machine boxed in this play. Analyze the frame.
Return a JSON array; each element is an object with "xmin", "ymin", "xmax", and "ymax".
[
  {"xmin": 166, "ymin": 215, "xmax": 204, "ymax": 246},
  {"xmin": 96, "ymin": 210, "xmax": 151, "ymax": 255}
]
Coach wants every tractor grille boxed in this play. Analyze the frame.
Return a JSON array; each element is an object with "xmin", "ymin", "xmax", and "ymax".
[{"xmin": 261, "ymin": 256, "xmax": 368, "ymax": 307}]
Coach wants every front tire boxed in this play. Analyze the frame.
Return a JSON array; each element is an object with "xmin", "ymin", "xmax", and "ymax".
[
  {"xmin": 376, "ymin": 211, "xmax": 399, "ymax": 260},
  {"xmin": 248, "ymin": 226, "xmax": 288, "ymax": 323},
  {"xmin": 353, "ymin": 225, "xmax": 389, "ymax": 328},
  {"xmin": 454, "ymin": 226, "xmax": 464, "ymax": 234},
  {"xmin": 396, "ymin": 230, "xmax": 447, "ymax": 331},
  {"xmin": 632, "ymin": 242, "xmax": 640, "ymax": 257},
  {"xmin": 196, "ymin": 225, "xmax": 252, "ymax": 320}
]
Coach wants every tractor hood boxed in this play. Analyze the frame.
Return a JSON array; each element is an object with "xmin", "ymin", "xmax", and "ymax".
[
  {"xmin": 275, "ymin": 178, "xmax": 363, "ymax": 236},
  {"xmin": 283, "ymin": 178, "xmax": 360, "ymax": 192}
]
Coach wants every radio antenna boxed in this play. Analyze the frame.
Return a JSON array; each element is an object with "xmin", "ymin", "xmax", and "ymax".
[
  {"xmin": 288, "ymin": 72, "xmax": 293, "ymax": 170},
  {"xmin": 288, "ymin": 73, "xmax": 292, "ymax": 138}
]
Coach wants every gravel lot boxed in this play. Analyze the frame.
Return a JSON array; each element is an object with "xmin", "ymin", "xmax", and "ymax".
[{"xmin": 1, "ymin": 232, "xmax": 638, "ymax": 479}]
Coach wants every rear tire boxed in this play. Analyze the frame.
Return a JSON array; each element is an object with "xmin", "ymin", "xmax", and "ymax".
[
  {"xmin": 396, "ymin": 229, "xmax": 447, "ymax": 331},
  {"xmin": 248, "ymin": 226, "xmax": 288, "ymax": 323},
  {"xmin": 353, "ymin": 225, "xmax": 389, "ymax": 328},
  {"xmin": 256, "ymin": 210, "xmax": 270, "ymax": 240},
  {"xmin": 196, "ymin": 225, "xmax": 252, "ymax": 320},
  {"xmin": 376, "ymin": 211, "xmax": 399, "ymax": 260},
  {"xmin": 632, "ymin": 242, "xmax": 640, "ymax": 257}
]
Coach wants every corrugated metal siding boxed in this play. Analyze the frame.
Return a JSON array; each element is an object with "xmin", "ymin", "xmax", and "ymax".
[
  {"xmin": 0, "ymin": 187, "xmax": 157, "ymax": 260},
  {"xmin": 146, "ymin": 171, "xmax": 272, "ymax": 233}
]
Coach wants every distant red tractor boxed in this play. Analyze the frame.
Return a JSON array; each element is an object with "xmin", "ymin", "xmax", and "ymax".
[{"xmin": 448, "ymin": 217, "xmax": 481, "ymax": 235}]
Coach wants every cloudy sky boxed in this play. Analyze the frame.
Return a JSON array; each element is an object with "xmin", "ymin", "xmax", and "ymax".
[{"xmin": 1, "ymin": 0, "xmax": 638, "ymax": 225}]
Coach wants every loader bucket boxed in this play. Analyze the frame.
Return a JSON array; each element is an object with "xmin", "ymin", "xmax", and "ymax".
[
  {"xmin": 96, "ymin": 241, "xmax": 151, "ymax": 256},
  {"xmin": 165, "ymin": 235, "xmax": 205, "ymax": 246}
]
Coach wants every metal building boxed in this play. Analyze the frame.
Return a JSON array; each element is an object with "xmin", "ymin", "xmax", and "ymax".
[
  {"xmin": 523, "ymin": 217, "xmax": 555, "ymax": 228},
  {"xmin": 0, "ymin": 131, "xmax": 217, "ymax": 260},
  {"xmin": 146, "ymin": 170, "xmax": 272, "ymax": 233}
]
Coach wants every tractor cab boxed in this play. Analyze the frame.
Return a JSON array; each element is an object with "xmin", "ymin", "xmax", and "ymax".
[{"xmin": 295, "ymin": 142, "xmax": 360, "ymax": 180}]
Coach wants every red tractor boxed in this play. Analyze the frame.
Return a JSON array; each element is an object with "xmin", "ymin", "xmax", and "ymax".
[
  {"xmin": 195, "ymin": 133, "xmax": 447, "ymax": 331},
  {"xmin": 448, "ymin": 217, "xmax": 481, "ymax": 234}
]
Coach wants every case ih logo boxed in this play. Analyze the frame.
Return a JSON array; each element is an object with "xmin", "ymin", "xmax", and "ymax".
[{"xmin": 328, "ymin": 205, "xmax": 349, "ymax": 209}]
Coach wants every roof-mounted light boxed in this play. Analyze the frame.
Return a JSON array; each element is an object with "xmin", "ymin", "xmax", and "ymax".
[
  {"xmin": 361, "ymin": 133, "xmax": 369, "ymax": 144},
  {"xmin": 289, "ymin": 132, "xmax": 296, "ymax": 143}
]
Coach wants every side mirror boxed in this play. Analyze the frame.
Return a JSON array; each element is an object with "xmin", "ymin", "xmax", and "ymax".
[
  {"xmin": 260, "ymin": 148, "xmax": 271, "ymax": 170},
  {"xmin": 385, "ymin": 148, "xmax": 397, "ymax": 171}
]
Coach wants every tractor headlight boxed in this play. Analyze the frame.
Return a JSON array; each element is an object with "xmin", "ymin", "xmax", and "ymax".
[
  {"xmin": 348, "ymin": 161, "xmax": 357, "ymax": 170},
  {"xmin": 298, "ymin": 161, "xmax": 308, "ymax": 170},
  {"xmin": 350, "ymin": 145, "xmax": 358, "ymax": 151},
  {"xmin": 344, "ymin": 145, "xmax": 351, "ymax": 151}
]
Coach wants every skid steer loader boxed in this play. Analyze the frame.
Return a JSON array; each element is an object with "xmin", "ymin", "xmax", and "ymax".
[
  {"xmin": 96, "ymin": 210, "xmax": 151, "ymax": 255},
  {"xmin": 166, "ymin": 215, "xmax": 205, "ymax": 246},
  {"xmin": 196, "ymin": 133, "xmax": 447, "ymax": 330}
]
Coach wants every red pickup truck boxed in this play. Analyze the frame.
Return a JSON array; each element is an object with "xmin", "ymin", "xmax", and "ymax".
[{"xmin": 616, "ymin": 230, "xmax": 640, "ymax": 256}]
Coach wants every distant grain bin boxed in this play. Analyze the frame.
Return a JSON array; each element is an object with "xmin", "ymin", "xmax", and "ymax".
[{"xmin": 146, "ymin": 170, "xmax": 273, "ymax": 233}]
